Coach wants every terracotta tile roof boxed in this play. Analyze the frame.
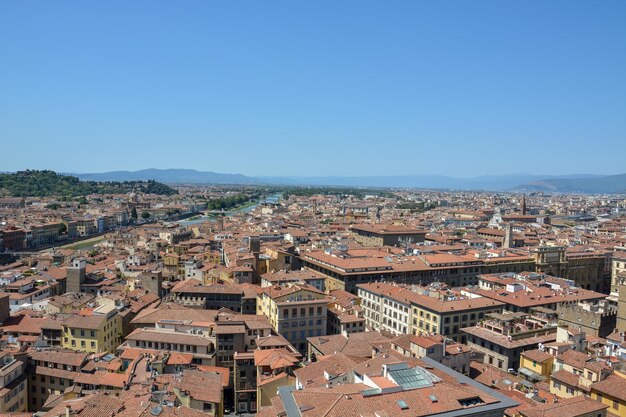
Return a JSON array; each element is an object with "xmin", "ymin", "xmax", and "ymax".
[
  {"xmin": 307, "ymin": 332, "xmax": 393, "ymax": 359},
  {"xmin": 556, "ymin": 349, "xmax": 590, "ymax": 369},
  {"xmin": 195, "ymin": 365, "xmax": 230, "ymax": 386},
  {"xmin": 131, "ymin": 303, "xmax": 217, "ymax": 326},
  {"xmin": 35, "ymin": 366, "xmax": 78, "ymax": 380},
  {"xmin": 520, "ymin": 395, "xmax": 608, "ymax": 417},
  {"xmin": 41, "ymin": 392, "xmax": 125, "ymax": 417},
  {"xmin": 590, "ymin": 373, "xmax": 626, "ymax": 402},
  {"xmin": 166, "ymin": 352, "xmax": 193, "ymax": 365},
  {"xmin": 1, "ymin": 314, "xmax": 47, "ymax": 335},
  {"xmin": 172, "ymin": 369, "xmax": 223, "ymax": 404},
  {"xmin": 75, "ymin": 370, "xmax": 127, "ymax": 388},
  {"xmin": 294, "ymin": 353, "xmax": 357, "ymax": 388},
  {"xmin": 288, "ymin": 376, "xmax": 500, "ymax": 417},
  {"xmin": 65, "ymin": 314, "xmax": 107, "ymax": 330},
  {"xmin": 254, "ymin": 348, "xmax": 299, "ymax": 370},
  {"xmin": 462, "ymin": 325, "xmax": 556, "ymax": 349},
  {"xmin": 358, "ymin": 282, "xmax": 504, "ymax": 313},
  {"xmin": 30, "ymin": 349, "xmax": 87, "ymax": 366},
  {"xmin": 550, "ymin": 369, "xmax": 580, "ymax": 387},
  {"xmin": 522, "ymin": 349, "xmax": 553, "ymax": 363},
  {"xmin": 125, "ymin": 328, "xmax": 212, "ymax": 347}
]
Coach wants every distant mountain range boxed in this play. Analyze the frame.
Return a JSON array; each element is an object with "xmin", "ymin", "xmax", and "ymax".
[
  {"xmin": 70, "ymin": 169, "xmax": 626, "ymax": 193},
  {"xmin": 513, "ymin": 173, "xmax": 626, "ymax": 194},
  {"xmin": 73, "ymin": 169, "xmax": 262, "ymax": 185},
  {"xmin": 262, "ymin": 173, "xmax": 606, "ymax": 191}
]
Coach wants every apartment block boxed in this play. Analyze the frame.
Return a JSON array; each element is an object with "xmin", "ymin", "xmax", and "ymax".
[
  {"xmin": 257, "ymin": 283, "xmax": 328, "ymax": 353},
  {"xmin": 358, "ymin": 282, "xmax": 503, "ymax": 342}
]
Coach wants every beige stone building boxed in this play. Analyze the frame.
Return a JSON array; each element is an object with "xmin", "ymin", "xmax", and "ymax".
[{"xmin": 257, "ymin": 283, "xmax": 328, "ymax": 353}]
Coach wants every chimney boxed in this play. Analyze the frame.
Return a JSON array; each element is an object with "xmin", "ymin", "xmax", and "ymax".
[{"xmin": 66, "ymin": 405, "xmax": 71, "ymax": 417}]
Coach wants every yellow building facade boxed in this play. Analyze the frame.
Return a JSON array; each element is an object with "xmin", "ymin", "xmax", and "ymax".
[
  {"xmin": 590, "ymin": 372, "xmax": 626, "ymax": 417},
  {"xmin": 62, "ymin": 311, "xmax": 121, "ymax": 354}
]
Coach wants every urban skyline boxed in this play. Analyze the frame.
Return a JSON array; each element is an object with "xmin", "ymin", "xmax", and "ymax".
[{"xmin": 1, "ymin": 2, "xmax": 625, "ymax": 417}]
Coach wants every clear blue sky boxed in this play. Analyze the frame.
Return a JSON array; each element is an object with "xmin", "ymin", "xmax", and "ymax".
[{"xmin": 1, "ymin": 1, "xmax": 624, "ymax": 177}]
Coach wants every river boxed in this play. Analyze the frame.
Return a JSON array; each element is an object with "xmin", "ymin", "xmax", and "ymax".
[{"xmin": 175, "ymin": 193, "xmax": 282, "ymax": 226}]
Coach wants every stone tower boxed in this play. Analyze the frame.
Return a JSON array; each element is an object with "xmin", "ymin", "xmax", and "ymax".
[
  {"xmin": 618, "ymin": 276, "xmax": 626, "ymax": 332},
  {"xmin": 66, "ymin": 258, "xmax": 86, "ymax": 293},
  {"xmin": 138, "ymin": 270, "xmax": 163, "ymax": 297},
  {"xmin": 521, "ymin": 194, "xmax": 527, "ymax": 215},
  {"xmin": 503, "ymin": 223, "xmax": 514, "ymax": 249}
]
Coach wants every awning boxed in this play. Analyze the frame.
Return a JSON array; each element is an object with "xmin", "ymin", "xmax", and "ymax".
[{"xmin": 518, "ymin": 367, "xmax": 546, "ymax": 382}]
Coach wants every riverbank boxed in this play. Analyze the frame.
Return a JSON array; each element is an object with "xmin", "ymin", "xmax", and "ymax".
[{"xmin": 58, "ymin": 235, "xmax": 106, "ymax": 251}]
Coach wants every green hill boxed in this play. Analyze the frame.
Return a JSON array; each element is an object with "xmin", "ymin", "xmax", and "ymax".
[{"xmin": 0, "ymin": 170, "xmax": 177, "ymax": 197}]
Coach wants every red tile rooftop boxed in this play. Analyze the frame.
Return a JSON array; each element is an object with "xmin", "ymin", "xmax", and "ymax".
[{"xmin": 357, "ymin": 282, "xmax": 504, "ymax": 313}]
